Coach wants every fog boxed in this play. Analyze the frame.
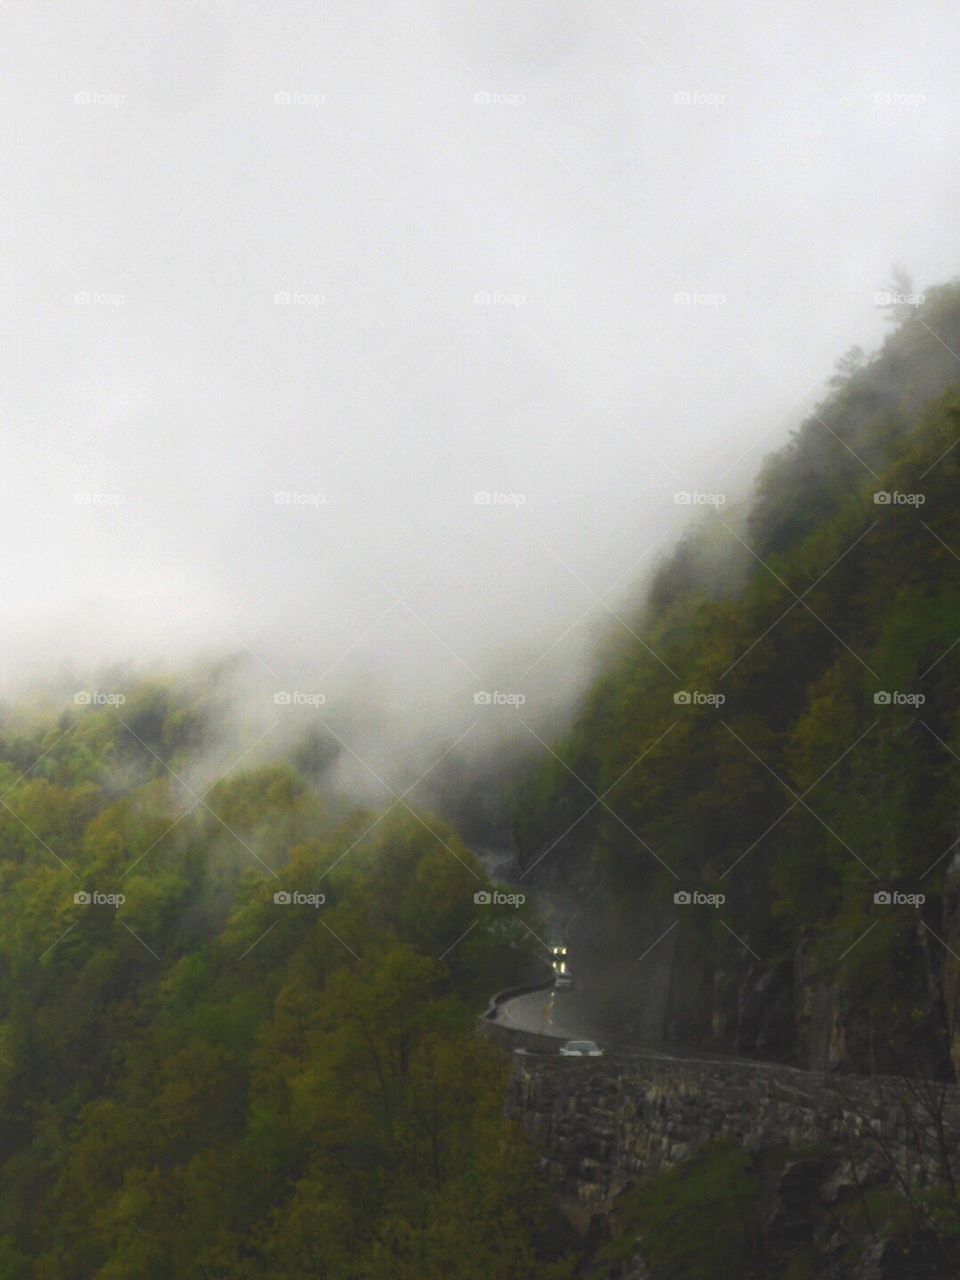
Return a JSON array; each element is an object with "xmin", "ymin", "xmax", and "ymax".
[{"xmin": 3, "ymin": 0, "xmax": 960, "ymax": 797}]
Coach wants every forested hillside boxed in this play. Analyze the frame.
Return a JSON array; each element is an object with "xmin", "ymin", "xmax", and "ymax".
[
  {"xmin": 8, "ymin": 283, "xmax": 960, "ymax": 1273},
  {"xmin": 0, "ymin": 687, "xmax": 574, "ymax": 1279},
  {"xmin": 513, "ymin": 282, "xmax": 960, "ymax": 1076}
]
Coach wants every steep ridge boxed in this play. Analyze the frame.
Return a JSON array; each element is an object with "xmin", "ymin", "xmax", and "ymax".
[{"xmin": 511, "ymin": 282, "xmax": 960, "ymax": 1079}]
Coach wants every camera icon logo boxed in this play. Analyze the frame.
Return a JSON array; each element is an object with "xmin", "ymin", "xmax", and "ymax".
[
  {"xmin": 474, "ymin": 890, "xmax": 492, "ymax": 905},
  {"xmin": 273, "ymin": 691, "xmax": 292, "ymax": 705},
  {"xmin": 474, "ymin": 691, "xmax": 492, "ymax": 705},
  {"xmin": 273, "ymin": 891, "xmax": 292, "ymax": 905},
  {"xmin": 874, "ymin": 890, "xmax": 891, "ymax": 905},
  {"xmin": 873, "ymin": 491, "xmax": 892, "ymax": 505},
  {"xmin": 874, "ymin": 691, "xmax": 891, "ymax": 705},
  {"xmin": 674, "ymin": 890, "xmax": 691, "ymax": 905},
  {"xmin": 74, "ymin": 691, "xmax": 92, "ymax": 705},
  {"xmin": 673, "ymin": 691, "xmax": 691, "ymax": 705},
  {"xmin": 74, "ymin": 891, "xmax": 91, "ymax": 905}
]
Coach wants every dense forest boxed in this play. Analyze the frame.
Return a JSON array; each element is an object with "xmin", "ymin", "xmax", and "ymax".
[
  {"xmin": 513, "ymin": 281, "xmax": 960, "ymax": 1076},
  {"xmin": 0, "ymin": 685, "xmax": 576, "ymax": 1278},
  {"xmin": 8, "ymin": 285, "xmax": 960, "ymax": 1276}
]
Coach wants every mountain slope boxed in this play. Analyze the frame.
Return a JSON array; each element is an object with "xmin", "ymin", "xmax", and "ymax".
[{"xmin": 513, "ymin": 283, "xmax": 960, "ymax": 1076}]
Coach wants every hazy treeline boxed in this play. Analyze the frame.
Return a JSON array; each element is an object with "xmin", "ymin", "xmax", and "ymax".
[{"xmin": 0, "ymin": 689, "xmax": 575, "ymax": 1278}]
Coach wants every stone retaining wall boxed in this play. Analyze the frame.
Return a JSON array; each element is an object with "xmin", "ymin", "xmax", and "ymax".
[{"xmin": 505, "ymin": 1049, "xmax": 960, "ymax": 1209}]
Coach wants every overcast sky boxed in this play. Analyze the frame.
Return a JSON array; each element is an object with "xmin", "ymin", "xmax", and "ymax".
[{"xmin": 2, "ymin": 1, "xmax": 959, "ymax": 786}]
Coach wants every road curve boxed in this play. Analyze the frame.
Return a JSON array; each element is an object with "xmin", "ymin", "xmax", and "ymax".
[
  {"xmin": 494, "ymin": 985, "xmax": 605, "ymax": 1041},
  {"xmin": 475, "ymin": 846, "xmax": 608, "ymax": 1044},
  {"xmin": 477, "ymin": 847, "xmax": 772, "ymax": 1066}
]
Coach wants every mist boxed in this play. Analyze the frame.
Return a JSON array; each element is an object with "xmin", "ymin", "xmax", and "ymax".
[{"xmin": 3, "ymin": 0, "xmax": 960, "ymax": 798}]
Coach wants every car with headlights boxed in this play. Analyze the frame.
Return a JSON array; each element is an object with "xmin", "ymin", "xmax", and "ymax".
[{"xmin": 559, "ymin": 1039, "xmax": 603, "ymax": 1057}]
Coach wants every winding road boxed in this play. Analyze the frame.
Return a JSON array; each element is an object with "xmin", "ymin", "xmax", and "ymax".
[
  {"xmin": 476, "ymin": 846, "xmax": 610, "ymax": 1043},
  {"xmin": 477, "ymin": 847, "xmax": 765, "ymax": 1065}
]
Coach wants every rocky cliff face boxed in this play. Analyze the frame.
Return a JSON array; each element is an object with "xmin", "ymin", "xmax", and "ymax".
[
  {"xmin": 940, "ymin": 852, "xmax": 960, "ymax": 1079},
  {"xmin": 758, "ymin": 924, "xmax": 949, "ymax": 1079},
  {"xmin": 656, "ymin": 926, "xmax": 955, "ymax": 1079},
  {"xmin": 565, "ymin": 869, "xmax": 959, "ymax": 1079}
]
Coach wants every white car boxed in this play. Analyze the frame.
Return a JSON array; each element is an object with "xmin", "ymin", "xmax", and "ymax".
[{"xmin": 560, "ymin": 1039, "xmax": 603, "ymax": 1057}]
